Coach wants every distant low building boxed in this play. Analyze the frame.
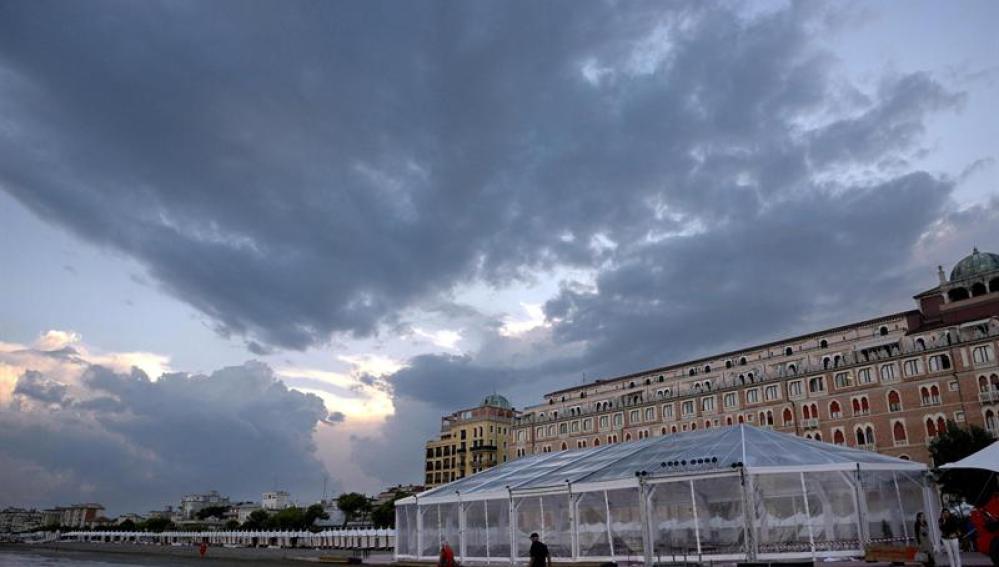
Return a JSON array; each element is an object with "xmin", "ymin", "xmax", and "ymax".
[
  {"xmin": 262, "ymin": 490, "xmax": 290, "ymax": 511},
  {"xmin": 146, "ymin": 506, "xmax": 173, "ymax": 520},
  {"xmin": 374, "ymin": 484, "xmax": 424, "ymax": 505},
  {"xmin": 235, "ymin": 502, "xmax": 262, "ymax": 523},
  {"xmin": 60, "ymin": 504, "xmax": 105, "ymax": 528},
  {"xmin": 179, "ymin": 491, "xmax": 228, "ymax": 520},
  {"xmin": 115, "ymin": 513, "xmax": 144, "ymax": 525},
  {"xmin": 0, "ymin": 508, "xmax": 45, "ymax": 533}
]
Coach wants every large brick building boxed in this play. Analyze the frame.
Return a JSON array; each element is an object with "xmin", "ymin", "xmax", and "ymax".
[
  {"xmin": 511, "ymin": 249, "xmax": 999, "ymax": 465},
  {"xmin": 425, "ymin": 394, "xmax": 517, "ymax": 488}
]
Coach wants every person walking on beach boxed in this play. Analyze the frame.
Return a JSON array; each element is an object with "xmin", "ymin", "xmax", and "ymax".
[
  {"xmin": 528, "ymin": 532, "xmax": 551, "ymax": 567},
  {"xmin": 439, "ymin": 538, "xmax": 456, "ymax": 567},
  {"xmin": 198, "ymin": 541, "xmax": 208, "ymax": 558},
  {"xmin": 915, "ymin": 512, "xmax": 935, "ymax": 567},
  {"xmin": 940, "ymin": 509, "xmax": 963, "ymax": 567}
]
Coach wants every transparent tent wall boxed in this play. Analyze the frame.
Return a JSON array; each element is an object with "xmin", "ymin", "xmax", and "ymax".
[
  {"xmin": 649, "ymin": 476, "xmax": 744, "ymax": 561},
  {"xmin": 464, "ymin": 501, "xmax": 487, "ymax": 558},
  {"xmin": 803, "ymin": 471, "xmax": 860, "ymax": 551},
  {"xmin": 485, "ymin": 498, "xmax": 511, "ymax": 559},
  {"xmin": 396, "ymin": 504, "xmax": 412, "ymax": 556},
  {"xmin": 576, "ymin": 491, "xmax": 611, "ymax": 557},
  {"xmin": 607, "ymin": 488, "xmax": 644, "ymax": 559},
  {"xmin": 752, "ymin": 473, "xmax": 813, "ymax": 554},
  {"xmin": 515, "ymin": 497, "xmax": 542, "ymax": 559},
  {"xmin": 514, "ymin": 495, "xmax": 572, "ymax": 559},
  {"xmin": 861, "ymin": 470, "xmax": 910, "ymax": 544},
  {"xmin": 421, "ymin": 505, "xmax": 440, "ymax": 558}
]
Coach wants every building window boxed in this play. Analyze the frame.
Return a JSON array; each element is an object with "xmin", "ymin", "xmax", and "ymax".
[
  {"xmin": 547, "ymin": 425, "xmax": 555, "ymax": 436},
  {"xmin": 613, "ymin": 413, "xmax": 623, "ymax": 427},
  {"xmin": 740, "ymin": 356, "xmax": 747, "ymax": 365},
  {"xmin": 702, "ymin": 397, "xmax": 715, "ymax": 412},
  {"xmin": 950, "ymin": 380, "xmax": 960, "ymax": 392},
  {"xmin": 829, "ymin": 400, "xmax": 842, "ymax": 419},
  {"xmin": 583, "ymin": 418, "xmax": 593, "ymax": 431},
  {"xmin": 974, "ymin": 346, "xmax": 995, "ymax": 365},
  {"xmin": 833, "ymin": 428, "xmax": 845, "ymax": 445},
  {"xmin": 788, "ymin": 380, "xmax": 803, "ymax": 398},
  {"xmin": 681, "ymin": 400, "xmax": 695, "ymax": 417},
  {"xmin": 904, "ymin": 359, "xmax": 923, "ymax": 377},
  {"xmin": 929, "ymin": 355, "xmax": 952, "ymax": 372},
  {"xmin": 782, "ymin": 408, "xmax": 793, "ymax": 426},
  {"xmin": 571, "ymin": 421, "xmax": 580, "ymax": 433},
  {"xmin": 746, "ymin": 388, "xmax": 760, "ymax": 404},
  {"xmin": 920, "ymin": 385, "xmax": 941, "ymax": 406},
  {"xmin": 808, "ymin": 377, "xmax": 825, "ymax": 393},
  {"xmin": 630, "ymin": 410, "xmax": 640, "ymax": 423},
  {"xmin": 599, "ymin": 416, "xmax": 609, "ymax": 429},
  {"xmin": 644, "ymin": 407, "xmax": 655, "ymax": 421},
  {"xmin": 820, "ymin": 339, "xmax": 828, "ymax": 349},
  {"xmin": 559, "ymin": 423, "xmax": 568, "ymax": 435},
  {"xmin": 880, "ymin": 364, "xmax": 897, "ymax": 383},
  {"xmin": 888, "ymin": 390, "xmax": 902, "ymax": 412},
  {"xmin": 858, "ymin": 368, "xmax": 873, "ymax": 384},
  {"xmin": 764, "ymin": 385, "xmax": 779, "ymax": 401},
  {"xmin": 834, "ymin": 372, "xmax": 852, "ymax": 389},
  {"xmin": 785, "ymin": 347, "xmax": 794, "ymax": 356},
  {"xmin": 893, "ymin": 421, "xmax": 907, "ymax": 445},
  {"xmin": 852, "ymin": 396, "xmax": 870, "ymax": 416},
  {"xmin": 723, "ymin": 393, "xmax": 737, "ymax": 408},
  {"xmin": 662, "ymin": 404, "xmax": 674, "ymax": 419}
]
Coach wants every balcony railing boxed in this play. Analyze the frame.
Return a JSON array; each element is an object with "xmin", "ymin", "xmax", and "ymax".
[
  {"xmin": 979, "ymin": 390, "xmax": 999, "ymax": 404},
  {"xmin": 857, "ymin": 443, "xmax": 877, "ymax": 451},
  {"xmin": 803, "ymin": 418, "xmax": 819, "ymax": 429}
]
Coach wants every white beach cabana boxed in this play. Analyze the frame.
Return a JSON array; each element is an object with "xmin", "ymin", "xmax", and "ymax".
[{"xmin": 396, "ymin": 425, "xmax": 937, "ymax": 564}]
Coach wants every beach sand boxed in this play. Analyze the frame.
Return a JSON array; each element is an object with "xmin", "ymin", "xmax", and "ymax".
[{"xmin": 0, "ymin": 542, "xmax": 394, "ymax": 566}]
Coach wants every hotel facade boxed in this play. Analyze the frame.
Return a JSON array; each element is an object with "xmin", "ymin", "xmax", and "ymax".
[
  {"xmin": 425, "ymin": 395, "xmax": 517, "ymax": 488},
  {"xmin": 511, "ymin": 249, "xmax": 999, "ymax": 465}
]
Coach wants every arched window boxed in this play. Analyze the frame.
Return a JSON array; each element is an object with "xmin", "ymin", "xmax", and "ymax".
[
  {"xmin": 833, "ymin": 429, "xmax": 845, "ymax": 445},
  {"xmin": 625, "ymin": 433, "xmax": 632, "ymax": 441},
  {"xmin": 726, "ymin": 361, "xmax": 732, "ymax": 369},
  {"xmin": 948, "ymin": 287, "xmax": 969, "ymax": 302},
  {"xmin": 852, "ymin": 398, "xmax": 861, "ymax": 414},
  {"xmin": 785, "ymin": 347, "xmax": 793, "ymax": 356},
  {"xmin": 861, "ymin": 397, "xmax": 870, "ymax": 413},
  {"xmin": 788, "ymin": 364, "xmax": 797, "ymax": 375},
  {"xmin": 829, "ymin": 401, "xmax": 842, "ymax": 418},
  {"xmin": 926, "ymin": 418, "xmax": 938, "ymax": 438},
  {"xmin": 645, "ymin": 378, "xmax": 651, "ymax": 386},
  {"xmin": 726, "ymin": 416, "xmax": 733, "ymax": 426},
  {"xmin": 937, "ymin": 416, "xmax": 947, "ymax": 435},
  {"xmin": 888, "ymin": 390, "xmax": 901, "ymax": 412},
  {"xmin": 814, "ymin": 432, "xmax": 822, "ymax": 442},
  {"xmin": 803, "ymin": 405, "xmax": 811, "ymax": 419},
  {"xmin": 931, "ymin": 385, "xmax": 941, "ymax": 404},
  {"xmin": 593, "ymin": 437, "xmax": 600, "ymax": 447},
  {"xmin": 986, "ymin": 410, "xmax": 997, "ymax": 432},
  {"xmin": 864, "ymin": 426, "xmax": 875, "ymax": 445},
  {"xmin": 992, "ymin": 374, "xmax": 999, "ymax": 390},
  {"xmin": 893, "ymin": 422, "xmax": 907, "ymax": 444},
  {"xmin": 783, "ymin": 408, "xmax": 794, "ymax": 425},
  {"xmin": 820, "ymin": 339, "xmax": 829, "ymax": 349},
  {"xmin": 823, "ymin": 357, "xmax": 831, "ymax": 370},
  {"xmin": 855, "ymin": 428, "xmax": 866, "ymax": 445},
  {"xmin": 671, "ymin": 425, "xmax": 678, "ymax": 433},
  {"xmin": 688, "ymin": 369, "xmax": 695, "ymax": 376},
  {"xmin": 740, "ymin": 357, "xmax": 747, "ymax": 366},
  {"xmin": 915, "ymin": 338, "xmax": 926, "ymax": 351},
  {"xmin": 972, "ymin": 282, "xmax": 988, "ymax": 297},
  {"xmin": 767, "ymin": 410, "xmax": 774, "ymax": 426},
  {"xmin": 690, "ymin": 423, "xmax": 697, "ymax": 430},
  {"xmin": 704, "ymin": 365, "xmax": 711, "ymax": 373},
  {"xmin": 738, "ymin": 415, "xmax": 745, "ymax": 423},
  {"xmin": 561, "ymin": 442, "xmax": 568, "ymax": 451},
  {"xmin": 879, "ymin": 326, "xmax": 889, "ymax": 336},
  {"xmin": 661, "ymin": 427, "xmax": 667, "ymax": 435},
  {"xmin": 991, "ymin": 278, "xmax": 999, "ymax": 293},
  {"xmin": 705, "ymin": 420, "xmax": 711, "ymax": 428},
  {"xmin": 658, "ymin": 375, "xmax": 665, "ymax": 383},
  {"xmin": 810, "ymin": 403, "xmax": 818, "ymax": 418},
  {"xmin": 981, "ymin": 376, "xmax": 990, "ymax": 392}
]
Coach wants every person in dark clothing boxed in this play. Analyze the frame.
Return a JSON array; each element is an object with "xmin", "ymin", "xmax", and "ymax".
[
  {"xmin": 940, "ymin": 509, "xmax": 964, "ymax": 567},
  {"xmin": 529, "ymin": 532, "xmax": 551, "ymax": 567}
]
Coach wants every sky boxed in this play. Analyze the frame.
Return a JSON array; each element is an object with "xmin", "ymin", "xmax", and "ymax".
[{"xmin": 0, "ymin": 0, "xmax": 997, "ymax": 516}]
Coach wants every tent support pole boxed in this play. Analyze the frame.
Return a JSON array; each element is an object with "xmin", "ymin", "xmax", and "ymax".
[
  {"xmin": 639, "ymin": 478, "xmax": 653, "ymax": 565},
  {"xmin": 800, "ymin": 472, "xmax": 816, "ymax": 560},
  {"xmin": 740, "ymin": 468, "xmax": 757, "ymax": 561}
]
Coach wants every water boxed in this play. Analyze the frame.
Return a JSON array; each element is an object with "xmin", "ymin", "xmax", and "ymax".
[{"xmin": 0, "ymin": 552, "xmax": 147, "ymax": 566}]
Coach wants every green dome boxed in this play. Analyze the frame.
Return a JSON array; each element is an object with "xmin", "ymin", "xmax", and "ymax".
[
  {"xmin": 951, "ymin": 248, "xmax": 999, "ymax": 282},
  {"xmin": 482, "ymin": 393, "xmax": 512, "ymax": 409}
]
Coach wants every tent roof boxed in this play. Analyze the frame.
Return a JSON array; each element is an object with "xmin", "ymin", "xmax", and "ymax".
[
  {"xmin": 939, "ymin": 441, "xmax": 999, "ymax": 473},
  {"xmin": 403, "ymin": 425, "xmax": 925, "ymax": 504}
]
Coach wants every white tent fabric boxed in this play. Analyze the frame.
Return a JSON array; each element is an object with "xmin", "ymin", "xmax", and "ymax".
[
  {"xmin": 397, "ymin": 425, "xmax": 936, "ymax": 564},
  {"xmin": 939, "ymin": 441, "xmax": 999, "ymax": 472}
]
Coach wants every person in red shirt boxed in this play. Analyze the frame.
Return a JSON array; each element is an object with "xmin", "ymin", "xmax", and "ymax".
[
  {"xmin": 970, "ymin": 493, "xmax": 999, "ymax": 566},
  {"xmin": 438, "ymin": 539, "xmax": 456, "ymax": 567}
]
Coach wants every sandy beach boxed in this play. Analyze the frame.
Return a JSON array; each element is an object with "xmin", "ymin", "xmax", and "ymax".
[{"xmin": 0, "ymin": 542, "xmax": 394, "ymax": 566}]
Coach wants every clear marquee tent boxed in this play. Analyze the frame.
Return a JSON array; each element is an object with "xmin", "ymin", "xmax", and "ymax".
[{"xmin": 396, "ymin": 425, "xmax": 938, "ymax": 564}]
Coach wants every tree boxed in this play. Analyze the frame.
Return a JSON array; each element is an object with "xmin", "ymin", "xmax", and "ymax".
[
  {"xmin": 305, "ymin": 504, "xmax": 329, "ymax": 528},
  {"xmin": 930, "ymin": 421, "xmax": 997, "ymax": 503},
  {"xmin": 225, "ymin": 519, "xmax": 240, "ymax": 530},
  {"xmin": 371, "ymin": 490, "xmax": 413, "ymax": 528},
  {"xmin": 268, "ymin": 507, "xmax": 306, "ymax": 530},
  {"xmin": 196, "ymin": 505, "xmax": 228, "ymax": 521},
  {"xmin": 242, "ymin": 509, "xmax": 270, "ymax": 530},
  {"xmin": 336, "ymin": 493, "xmax": 371, "ymax": 527},
  {"xmin": 142, "ymin": 517, "xmax": 174, "ymax": 533},
  {"xmin": 118, "ymin": 519, "xmax": 136, "ymax": 531}
]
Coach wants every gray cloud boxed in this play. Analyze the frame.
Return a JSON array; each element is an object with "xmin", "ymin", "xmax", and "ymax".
[
  {"xmin": 0, "ymin": 1, "xmax": 987, "ymax": 489},
  {"xmin": 13, "ymin": 370, "xmax": 70, "ymax": 405},
  {"xmin": 0, "ymin": 362, "xmax": 333, "ymax": 514}
]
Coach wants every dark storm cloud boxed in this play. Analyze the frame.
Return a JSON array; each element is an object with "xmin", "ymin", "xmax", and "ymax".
[
  {"xmin": 13, "ymin": 370, "xmax": 70, "ymax": 405},
  {"xmin": 0, "ymin": 362, "xmax": 332, "ymax": 513},
  {"xmin": 0, "ymin": 1, "xmax": 980, "ymax": 488},
  {"xmin": 1, "ymin": 1, "xmax": 952, "ymax": 351}
]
